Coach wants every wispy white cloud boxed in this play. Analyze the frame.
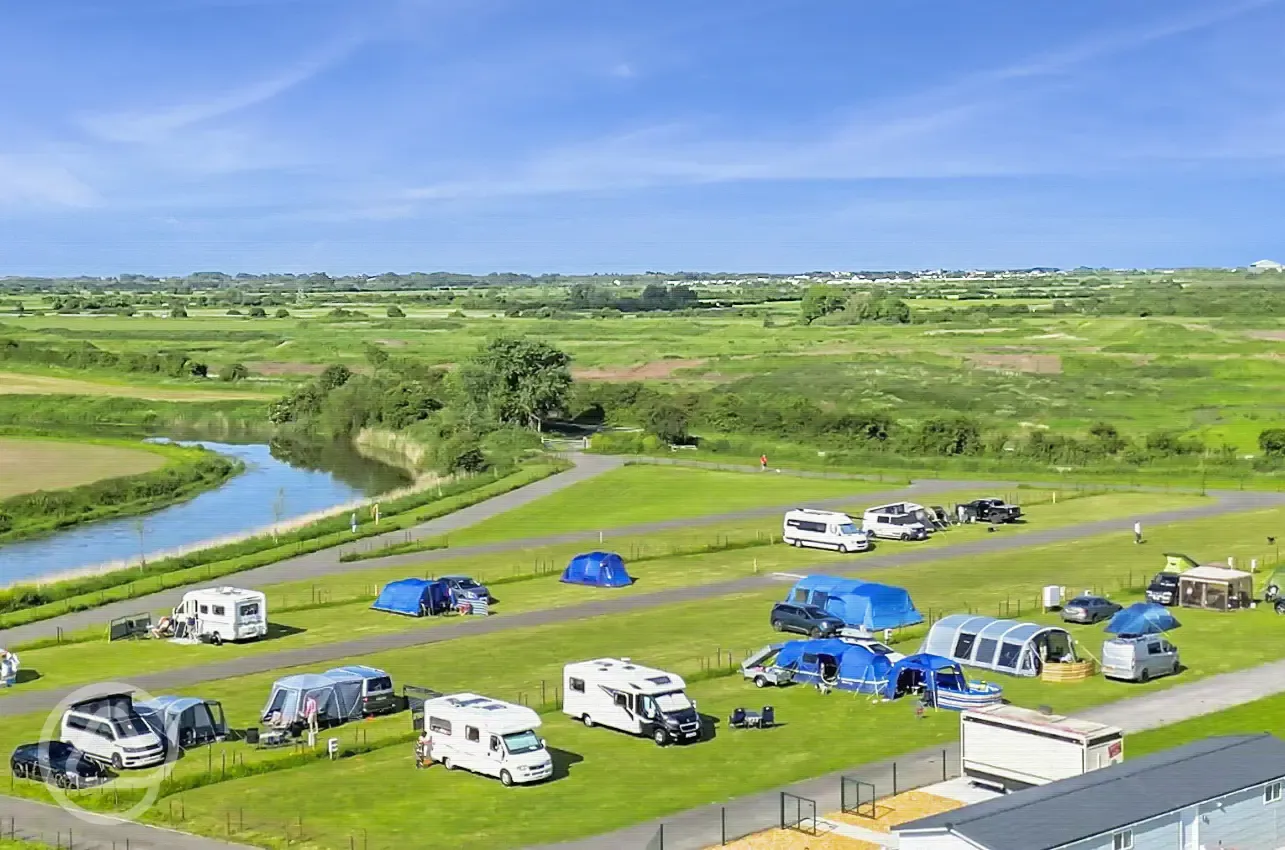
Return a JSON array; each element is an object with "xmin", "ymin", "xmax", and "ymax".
[
  {"xmin": 0, "ymin": 154, "xmax": 97, "ymax": 208},
  {"xmin": 609, "ymin": 62, "xmax": 636, "ymax": 79}
]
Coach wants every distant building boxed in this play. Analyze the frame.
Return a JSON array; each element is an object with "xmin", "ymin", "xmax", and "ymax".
[
  {"xmin": 896, "ymin": 733, "xmax": 1285, "ymax": 850},
  {"xmin": 1249, "ymin": 259, "xmax": 1284, "ymax": 273}
]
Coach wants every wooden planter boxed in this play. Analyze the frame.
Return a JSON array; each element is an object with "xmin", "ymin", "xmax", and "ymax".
[{"xmin": 1041, "ymin": 660, "xmax": 1097, "ymax": 683}]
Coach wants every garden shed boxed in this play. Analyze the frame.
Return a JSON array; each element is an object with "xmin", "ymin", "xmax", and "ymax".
[
  {"xmin": 919, "ymin": 615, "xmax": 1077, "ymax": 677},
  {"xmin": 785, "ymin": 575, "xmax": 923, "ymax": 630},
  {"xmin": 561, "ymin": 551, "xmax": 634, "ymax": 588},
  {"xmin": 1178, "ymin": 566, "xmax": 1253, "ymax": 611}
]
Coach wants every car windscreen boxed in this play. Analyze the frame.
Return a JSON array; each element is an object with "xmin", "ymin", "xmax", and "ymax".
[
  {"xmin": 1152, "ymin": 575, "xmax": 1178, "ymax": 587},
  {"xmin": 838, "ymin": 523, "xmax": 861, "ymax": 535},
  {"xmin": 112, "ymin": 715, "xmax": 152, "ymax": 738},
  {"xmin": 502, "ymin": 730, "xmax": 543, "ymax": 754},
  {"xmin": 800, "ymin": 606, "xmax": 830, "ymax": 619},
  {"xmin": 454, "ymin": 578, "xmax": 481, "ymax": 589},
  {"xmin": 655, "ymin": 691, "xmax": 693, "ymax": 713},
  {"xmin": 1067, "ymin": 597, "xmax": 1094, "ymax": 606},
  {"xmin": 44, "ymin": 741, "xmax": 75, "ymax": 759}
]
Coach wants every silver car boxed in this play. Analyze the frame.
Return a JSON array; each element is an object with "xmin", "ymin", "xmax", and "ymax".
[{"xmin": 1061, "ymin": 595, "xmax": 1122, "ymax": 624}]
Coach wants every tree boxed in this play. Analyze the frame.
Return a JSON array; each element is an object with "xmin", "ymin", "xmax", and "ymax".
[
  {"xmin": 1087, "ymin": 421, "xmax": 1126, "ymax": 455},
  {"xmin": 188, "ymin": 361, "xmax": 208, "ymax": 378},
  {"xmin": 386, "ymin": 305, "xmax": 406, "ymax": 318},
  {"xmin": 318, "ymin": 364, "xmax": 353, "ymax": 392},
  {"xmin": 248, "ymin": 306, "xmax": 267, "ymax": 318},
  {"xmin": 911, "ymin": 416, "xmax": 983, "ymax": 456},
  {"xmin": 1260, "ymin": 428, "xmax": 1285, "ymax": 457},
  {"xmin": 800, "ymin": 286, "xmax": 845, "ymax": 324},
  {"xmin": 275, "ymin": 308, "xmax": 290, "ymax": 318},
  {"xmin": 642, "ymin": 402, "xmax": 689, "ymax": 444},
  {"xmin": 363, "ymin": 343, "xmax": 390, "ymax": 370},
  {"xmin": 170, "ymin": 306, "xmax": 188, "ymax": 318},
  {"xmin": 221, "ymin": 362, "xmax": 250, "ymax": 382},
  {"xmin": 460, "ymin": 337, "xmax": 572, "ymax": 430}
]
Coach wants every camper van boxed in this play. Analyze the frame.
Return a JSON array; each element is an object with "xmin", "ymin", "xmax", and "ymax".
[
  {"xmin": 60, "ymin": 693, "xmax": 165, "ymax": 770},
  {"xmin": 422, "ymin": 693, "xmax": 552, "ymax": 786},
  {"xmin": 172, "ymin": 587, "xmax": 267, "ymax": 645},
  {"xmin": 782, "ymin": 509, "xmax": 871, "ymax": 554},
  {"xmin": 960, "ymin": 704, "xmax": 1123, "ymax": 792},
  {"xmin": 562, "ymin": 658, "xmax": 702, "ymax": 746},
  {"xmin": 862, "ymin": 503, "xmax": 930, "ymax": 541},
  {"xmin": 323, "ymin": 666, "xmax": 401, "ymax": 716}
]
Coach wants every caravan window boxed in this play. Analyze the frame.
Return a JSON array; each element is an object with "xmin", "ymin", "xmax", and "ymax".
[
  {"xmin": 569, "ymin": 677, "xmax": 585, "ymax": 693},
  {"xmin": 239, "ymin": 602, "xmax": 260, "ymax": 618},
  {"xmin": 66, "ymin": 714, "xmax": 90, "ymax": 732},
  {"xmin": 199, "ymin": 604, "xmax": 209, "ymax": 614},
  {"xmin": 212, "ymin": 605, "xmax": 226, "ymax": 617},
  {"xmin": 613, "ymin": 693, "xmax": 631, "ymax": 710},
  {"xmin": 465, "ymin": 726, "xmax": 480, "ymax": 743},
  {"xmin": 428, "ymin": 717, "xmax": 451, "ymax": 735},
  {"xmin": 953, "ymin": 632, "xmax": 978, "ymax": 659},
  {"xmin": 787, "ymin": 519, "xmax": 826, "ymax": 533}
]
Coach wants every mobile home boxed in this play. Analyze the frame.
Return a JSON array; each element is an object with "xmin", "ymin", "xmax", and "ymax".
[
  {"xmin": 562, "ymin": 658, "xmax": 701, "ymax": 746},
  {"xmin": 422, "ymin": 693, "xmax": 552, "ymax": 786},
  {"xmin": 960, "ymin": 704, "xmax": 1123, "ymax": 792},
  {"xmin": 172, "ymin": 587, "xmax": 267, "ymax": 644}
]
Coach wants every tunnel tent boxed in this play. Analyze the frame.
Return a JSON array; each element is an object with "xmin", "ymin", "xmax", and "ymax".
[
  {"xmin": 1106, "ymin": 602, "xmax": 1181, "ymax": 636},
  {"xmin": 371, "ymin": 578, "xmax": 451, "ymax": 617},
  {"xmin": 772, "ymin": 639, "xmax": 894, "ymax": 693},
  {"xmin": 561, "ymin": 551, "xmax": 634, "ymax": 588},
  {"xmin": 261, "ymin": 672, "xmax": 364, "ymax": 728},
  {"xmin": 135, "ymin": 696, "xmax": 227, "ymax": 749},
  {"xmin": 919, "ymin": 614, "xmax": 1077, "ymax": 677},
  {"xmin": 784, "ymin": 575, "xmax": 923, "ymax": 631}
]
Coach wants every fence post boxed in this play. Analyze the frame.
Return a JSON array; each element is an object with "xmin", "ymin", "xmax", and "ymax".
[
  {"xmin": 779, "ymin": 791, "xmax": 785, "ymax": 828},
  {"xmin": 893, "ymin": 761, "xmax": 898, "ymax": 796},
  {"xmin": 659, "ymin": 823, "xmax": 664, "ymax": 849},
  {"xmin": 942, "ymin": 748, "xmax": 948, "ymax": 781},
  {"xmin": 722, "ymin": 807, "xmax": 726, "ymax": 844}
]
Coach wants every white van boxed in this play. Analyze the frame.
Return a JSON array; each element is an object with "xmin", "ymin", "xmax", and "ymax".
[
  {"xmin": 61, "ymin": 694, "xmax": 165, "ymax": 770},
  {"xmin": 172, "ymin": 587, "xmax": 267, "ymax": 645},
  {"xmin": 562, "ymin": 658, "xmax": 701, "ymax": 746},
  {"xmin": 422, "ymin": 693, "xmax": 553, "ymax": 786},
  {"xmin": 862, "ymin": 503, "xmax": 930, "ymax": 541},
  {"xmin": 782, "ymin": 509, "xmax": 871, "ymax": 554}
]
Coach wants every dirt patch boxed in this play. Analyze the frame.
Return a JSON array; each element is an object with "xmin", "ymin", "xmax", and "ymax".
[
  {"xmin": 374, "ymin": 339, "xmax": 407, "ymax": 347},
  {"xmin": 965, "ymin": 353, "xmax": 1062, "ymax": 374},
  {"xmin": 574, "ymin": 358, "xmax": 707, "ymax": 381},
  {"xmin": 245, "ymin": 361, "xmax": 327, "ymax": 376},
  {"xmin": 832, "ymin": 790, "xmax": 962, "ymax": 832},
  {"xmin": 1245, "ymin": 330, "xmax": 1285, "ymax": 341},
  {"xmin": 721, "ymin": 792, "xmax": 962, "ymax": 850},
  {"xmin": 722, "ymin": 828, "xmax": 876, "ymax": 850}
]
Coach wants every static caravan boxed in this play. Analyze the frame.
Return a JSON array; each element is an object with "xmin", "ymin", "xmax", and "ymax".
[
  {"xmin": 960, "ymin": 704, "xmax": 1123, "ymax": 792},
  {"xmin": 172, "ymin": 587, "xmax": 267, "ymax": 644},
  {"xmin": 562, "ymin": 658, "xmax": 701, "ymax": 746},
  {"xmin": 423, "ymin": 693, "xmax": 552, "ymax": 786},
  {"xmin": 782, "ymin": 509, "xmax": 871, "ymax": 554}
]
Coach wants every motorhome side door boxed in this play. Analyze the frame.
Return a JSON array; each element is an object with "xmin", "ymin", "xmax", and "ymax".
[
  {"xmin": 489, "ymin": 734, "xmax": 502, "ymax": 764},
  {"xmin": 612, "ymin": 691, "xmax": 635, "ymax": 728}
]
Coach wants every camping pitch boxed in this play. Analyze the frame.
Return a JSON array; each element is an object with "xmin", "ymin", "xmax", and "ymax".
[
  {"xmin": 371, "ymin": 578, "xmax": 451, "ymax": 617},
  {"xmin": 785, "ymin": 575, "xmax": 923, "ymax": 630},
  {"xmin": 561, "ymin": 551, "xmax": 634, "ymax": 588}
]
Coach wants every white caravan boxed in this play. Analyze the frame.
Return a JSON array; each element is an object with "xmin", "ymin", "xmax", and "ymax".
[
  {"xmin": 862, "ymin": 502, "xmax": 931, "ymax": 541},
  {"xmin": 422, "ymin": 693, "xmax": 552, "ymax": 786},
  {"xmin": 61, "ymin": 693, "xmax": 165, "ymax": 770},
  {"xmin": 562, "ymin": 658, "xmax": 701, "ymax": 746},
  {"xmin": 172, "ymin": 587, "xmax": 267, "ymax": 645},
  {"xmin": 960, "ymin": 704, "xmax": 1123, "ymax": 792},
  {"xmin": 782, "ymin": 509, "xmax": 871, "ymax": 554}
]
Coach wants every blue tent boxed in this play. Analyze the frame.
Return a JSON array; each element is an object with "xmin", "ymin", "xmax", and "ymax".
[
  {"xmin": 371, "ymin": 579, "xmax": 450, "ymax": 617},
  {"xmin": 785, "ymin": 575, "xmax": 923, "ymax": 630},
  {"xmin": 885, "ymin": 654, "xmax": 1003, "ymax": 710},
  {"xmin": 772, "ymin": 639, "xmax": 894, "ymax": 693},
  {"xmin": 561, "ymin": 551, "xmax": 634, "ymax": 588},
  {"xmin": 1106, "ymin": 602, "xmax": 1181, "ymax": 636}
]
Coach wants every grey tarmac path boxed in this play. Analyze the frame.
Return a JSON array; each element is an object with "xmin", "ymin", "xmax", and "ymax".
[
  {"xmin": 0, "ymin": 795, "xmax": 253, "ymax": 850},
  {"xmin": 0, "ymin": 489, "xmax": 1276, "ymax": 718},
  {"xmin": 532, "ymin": 652, "xmax": 1285, "ymax": 850}
]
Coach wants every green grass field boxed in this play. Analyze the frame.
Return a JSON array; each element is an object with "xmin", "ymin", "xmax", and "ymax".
[
  {"xmin": 0, "ymin": 370, "xmax": 270, "ymax": 401},
  {"xmin": 1127, "ymin": 689, "xmax": 1285, "ymax": 759},
  {"xmin": 0, "ymin": 436, "xmax": 165, "ymax": 498}
]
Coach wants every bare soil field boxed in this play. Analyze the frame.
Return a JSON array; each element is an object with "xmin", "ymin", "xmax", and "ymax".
[
  {"xmin": 1244, "ymin": 330, "xmax": 1285, "ymax": 341},
  {"xmin": 965, "ymin": 353, "xmax": 1063, "ymax": 374},
  {"xmin": 0, "ymin": 437, "xmax": 165, "ymax": 499},
  {"xmin": 574, "ymin": 358, "xmax": 707, "ymax": 381}
]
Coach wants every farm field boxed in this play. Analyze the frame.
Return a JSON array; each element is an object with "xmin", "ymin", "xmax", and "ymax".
[
  {"xmin": 0, "ymin": 437, "xmax": 165, "ymax": 499},
  {"xmin": 0, "ymin": 370, "xmax": 268, "ymax": 401}
]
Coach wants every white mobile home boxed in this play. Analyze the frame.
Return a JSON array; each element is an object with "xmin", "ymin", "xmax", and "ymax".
[
  {"xmin": 960, "ymin": 704, "xmax": 1123, "ymax": 792},
  {"xmin": 562, "ymin": 658, "xmax": 701, "ymax": 746},
  {"xmin": 172, "ymin": 587, "xmax": 267, "ymax": 644},
  {"xmin": 422, "ymin": 693, "xmax": 552, "ymax": 786},
  {"xmin": 782, "ymin": 509, "xmax": 871, "ymax": 554}
]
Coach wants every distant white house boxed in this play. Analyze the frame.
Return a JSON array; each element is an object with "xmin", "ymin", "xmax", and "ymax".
[{"xmin": 1249, "ymin": 259, "xmax": 1284, "ymax": 273}]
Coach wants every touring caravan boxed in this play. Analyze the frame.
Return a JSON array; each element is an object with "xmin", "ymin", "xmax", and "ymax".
[
  {"xmin": 422, "ymin": 693, "xmax": 553, "ymax": 786},
  {"xmin": 171, "ymin": 587, "xmax": 267, "ymax": 644},
  {"xmin": 782, "ymin": 509, "xmax": 871, "ymax": 554},
  {"xmin": 960, "ymin": 704, "xmax": 1123, "ymax": 792},
  {"xmin": 862, "ymin": 503, "xmax": 930, "ymax": 541},
  {"xmin": 61, "ymin": 693, "xmax": 165, "ymax": 770},
  {"xmin": 562, "ymin": 658, "xmax": 701, "ymax": 746}
]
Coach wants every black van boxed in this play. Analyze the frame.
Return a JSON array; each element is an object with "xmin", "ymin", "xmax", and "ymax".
[{"xmin": 1145, "ymin": 572, "xmax": 1180, "ymax": 606}]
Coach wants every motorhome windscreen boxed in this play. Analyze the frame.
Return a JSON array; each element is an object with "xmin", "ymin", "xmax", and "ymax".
[
  {"xmin": 238, "ymin": 603, "xmax": 260, "ymax": 617},
  {"xmin": 502, "ymin": 730, "xmax": 542, "ymax": 754},
  {"xmin": 838, "ymin": 523, "xmax": 860, "ymax": 535},
  {"xmin": 655, "ymin": 692, "xmax": 692, "ymax": 712}
]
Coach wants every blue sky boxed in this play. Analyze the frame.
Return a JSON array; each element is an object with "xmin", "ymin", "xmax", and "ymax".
[{"xmin": 3, "ymin": 0, "xmax": 1285, "ymax": 275}]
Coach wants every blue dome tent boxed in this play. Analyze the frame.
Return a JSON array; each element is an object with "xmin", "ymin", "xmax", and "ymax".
[
  {"xmin": 371, "ymin": 578, "xmax": 451, "ymax": 617},
  {"xmin": 1106, "ymin": 602, "xmax": 1181, "ymax": 636},
  {"xmin": 561, "ymin": 552, "xmax": 634, "ymax": 588},
  {"xmin": 772, "ymin": 639, "xmax": 894, "ymax": 693},
  {"xmin": 885, "ymin": 654, "xmax": 1003, "ymax": 711},
  {"xmin": 785, "ymin": 575, "xmax": 923, "ymax": 630},
  {"xmin": 919, "ymin": 615, "xmax": 1077, "ymax": 677}
]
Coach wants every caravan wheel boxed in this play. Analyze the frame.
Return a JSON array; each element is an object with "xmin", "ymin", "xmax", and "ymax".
[
  {"xmin": 582, "ymin": 714, "xmax": 595, "ymax": 728},
  {"xmin": 442, "ymin": 757, "xmax": 455, "ymax": 771},
  {"xmin": 210, "ymin": 632, "xmax": 223, "ymax": 646}
]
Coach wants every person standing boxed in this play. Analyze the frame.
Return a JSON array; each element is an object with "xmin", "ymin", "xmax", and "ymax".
[
  {"xmin": 1134, "ymin": 521, "xmax": 1143, "ymax": 544},
  {"xmin": 303, "ymin": 694, "xmax": 319, "ymax": 735},
  {"xmin": 760, "ymin": 454, "xmax": 768, "ymax": 472}
]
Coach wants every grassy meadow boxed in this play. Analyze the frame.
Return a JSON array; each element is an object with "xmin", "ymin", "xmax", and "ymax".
[{"xmin": 0, "ymin": 436, "xmax": 165, "ymax": 499}]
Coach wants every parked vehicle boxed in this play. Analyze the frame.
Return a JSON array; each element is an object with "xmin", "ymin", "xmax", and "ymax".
[
  {"xmin": 862, "ymin": 503, "xmax": 930, "ymax": 541},
  {"xmin": 323, "ymin": 665, "xmax": 402, "ymax": 716},
  {"xmin": 741, "ymin": 644, "xmax": 791, "ymax": 688},
  {"xmin": 562, "ymin": 658, "xmax": 701, "ymax": 746},
  {"xmin": 1101, "ymin": 636, "xmax": 1180, "ymax": 683},
  {"xmin": 960, "ymin": 704, "xmax": 1124, "ymax": 792},
  {"xmin": 1145, "ymin": 572, "xmax": 1181, "ymax": 606},
  {"xmin": 10, "ymin": 741, "xmax": 106, "ymax": 788},
  {"xmin": 837, "ymin": 628, "xmax": 906, "ymax": 662},
  {"xmin": 770, "ymin": 602, "xmax": 845, "ymax": 638},
  {"xmin": 61, "ymin": 694, "xmax": 165, "ymax": 770},
  {"xmin": 956, "ymin": 498, "xmax": 1023, "ymax": 524},
  {"xmin": 170, "ymin": 587, "xmax": 267, "ymax": 644},
  {"xmin": 1060, "ymin": 595, "xmax": 1122, "ymax": 624},
  {"xmin": 423, "ymin": 693, "xmax": 552, "ymax": 786},
  {"xmin": 440, "ymin": 575, "xmax": 492, "ymax": 603},
  {"xmin": 781, "ymin": 509, "xmax": 871, "ymax": 554}
]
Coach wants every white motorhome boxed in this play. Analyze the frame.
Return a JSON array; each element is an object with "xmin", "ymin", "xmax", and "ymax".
[
  {"xmin": 172, "ymin": 587, "xmax": 267, "ymax": 645},
  {"xmin": 61, "ymin": 693, "xmax": 165, "ymax": 770},
  {"xmin": 562, "ymin": 658, "xmax": 701, "ymax": 746},
  {"xmin": 782, "ymin": 509, "xmax": 871, "ymax": 554},
  {"xmin": 960, "ymin": 704, "xmax": 1123, "ymax": 792},
  {"xmin": 862, "ymin": 502, "xmax": 930, "ymax": 541},
  {"xmin": 422, "ymin": 693, "xmax": 552, "ymax": 786}
]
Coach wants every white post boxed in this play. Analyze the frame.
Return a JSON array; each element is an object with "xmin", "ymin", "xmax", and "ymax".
[
  {"xmin": 1229, "ymin": 556, "xmax": 1235, "ymax": 569},
  {"xmin": 1252, "ymin": 558, "xmax": 1259, "ymax": 572},
  {"xmin": 1052, "ymin": 492, "xmax": 1057, "ymax": 505},
  {"xmin": 599, "ymin": 531, "xmax": 604, "ymax": 543}
]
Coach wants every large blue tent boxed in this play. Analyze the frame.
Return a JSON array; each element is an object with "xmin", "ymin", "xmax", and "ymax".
[
  {"xmin": 371, "ymin": 578, "xmax": 451, "ymax": 617},
  {"xmin": 772, "ymin": 639, "xmax": 894, "ymax": 693},
  {"xmin": 561, "ymin": 551, "xmax": 634, "ymax": 588},
  {"xmin": 785, "ymin": 575, "xmax": 923, "ymax": 630},
  {"xmin": 1106, "ymin": 602, "xmax": 1181, "ymax": 636}
]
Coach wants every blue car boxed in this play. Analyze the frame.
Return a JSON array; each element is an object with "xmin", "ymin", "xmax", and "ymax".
[{"xmin": 441, "ymin": 575, "xmax": 491, "ymax": 603}]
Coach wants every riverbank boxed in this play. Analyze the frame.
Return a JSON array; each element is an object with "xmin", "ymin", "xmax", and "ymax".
[{"xmin": 0, "ymin": 431, "xmax": 242, "ymax": 544}]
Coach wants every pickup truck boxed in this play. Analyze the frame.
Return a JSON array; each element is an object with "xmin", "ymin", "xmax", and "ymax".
[{"xmin": 957, "ymin": 498, "xmax": 1023, "ymax": 524}]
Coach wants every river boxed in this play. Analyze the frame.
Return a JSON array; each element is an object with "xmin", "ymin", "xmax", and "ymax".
[{"xmin": 0, "ymin": 439, "xmax": 411, "ymax": 587}]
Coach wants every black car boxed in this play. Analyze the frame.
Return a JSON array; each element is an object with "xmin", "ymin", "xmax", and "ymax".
[
  {"xmin": 957, "ymin": 499, "xmax": 1023, "ymax": 524},
  {"xmin": 1060, "ymin": 595, "xmax": 1123, "ymax": 624},
  {"xmin": 11, "ymin": 741, "xmax": 106, "ymax": 789},
  {"xmin": 770, "ymin": 602, "xmax": 845, "ymax": 637},
  {"xmin": 1146, "ymin": 572, "xmax": 1180, "ymax": 606}
]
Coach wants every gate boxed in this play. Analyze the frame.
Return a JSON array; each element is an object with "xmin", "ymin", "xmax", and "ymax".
[
  {"xmin": 841, "ymin": 777, "xmax": 877, "ymax": 819},
  {"xmin": 780, "ymin": 792, "xmax": 817, "ymax": 835}
]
